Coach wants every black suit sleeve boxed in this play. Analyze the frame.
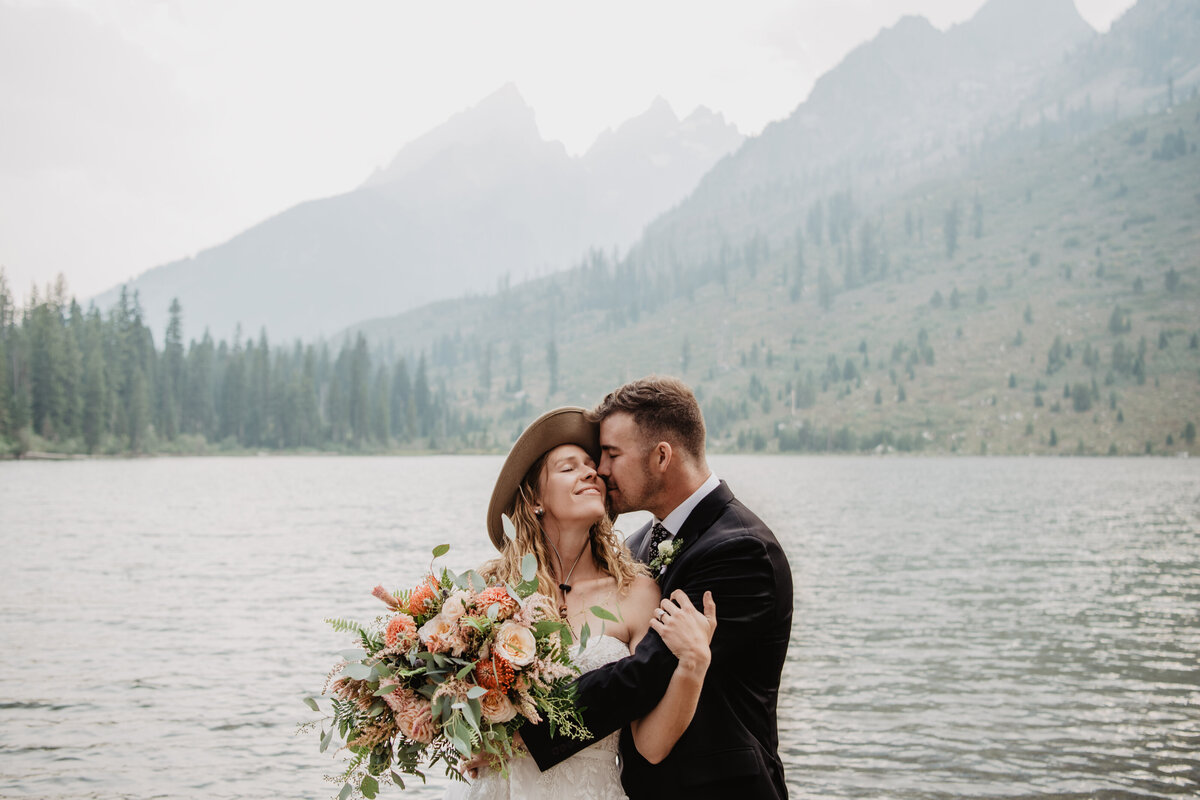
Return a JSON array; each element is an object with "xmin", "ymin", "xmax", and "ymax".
[{"xmin": 521, "ymin": 529, "xmax": 779, "ymax": 770}]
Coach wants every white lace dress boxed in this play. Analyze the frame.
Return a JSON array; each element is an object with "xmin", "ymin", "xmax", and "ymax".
[{"xmin": 444, "ymin": 634, "xmax": 629, "ymax": 800}]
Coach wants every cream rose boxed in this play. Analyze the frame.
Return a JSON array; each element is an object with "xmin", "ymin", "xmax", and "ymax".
[
  {"xmin": 493, "ymin": 620, "xmax": 537, "ymax": 667},
  {"xmin": 479, "ymin": 689, "xmax": 518, "ymax": 723},
  {"xmin": 441, "ymin": 590, "xmax": 472, "ymax": 624},
  {"xmin": 419, "ymin": 613, "xmax": 460, "ymax": 654}
]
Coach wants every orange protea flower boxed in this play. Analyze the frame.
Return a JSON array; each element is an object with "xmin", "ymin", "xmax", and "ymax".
[
  {"xmin": 385, "ymin": 613, "xmax": 418, "ymax": 649},
  {"xmin": 474, "ymin": 586, "xmax": 519, "ymax": 619},
  {"xmin": 474, "ymin": 653, "xmax": 517, "ymax": 693},
  {"xmin": 407, "ymin": 576, "xmax": 439, "ymax": 617}
]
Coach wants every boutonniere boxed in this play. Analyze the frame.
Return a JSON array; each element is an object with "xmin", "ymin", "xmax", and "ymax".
[{"xmin": 648, "ymin": 538, "xmax": 684, "ymax": 573}]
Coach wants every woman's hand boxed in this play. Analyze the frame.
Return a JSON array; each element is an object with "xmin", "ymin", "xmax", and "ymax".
[{"xmin": 649, "ymin": 589, "xmax": 717, "ymax": 675}]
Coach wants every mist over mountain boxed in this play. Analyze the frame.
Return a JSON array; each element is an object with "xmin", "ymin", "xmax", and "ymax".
[
  {"xmin": 332, "ymin": 0, "xmax": 1197, "ymax": 457},
  {"xmin": 93, "ymin": 85, "xmax": 741, "ymax": 342}
]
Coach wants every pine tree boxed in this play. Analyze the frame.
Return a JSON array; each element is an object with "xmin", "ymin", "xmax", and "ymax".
[
  {"xmin": 413, "ymin": 353, "xmax": 432, "ymax": 438},
  {"xmin": 370, "ymin": 364, "xmax": 391, "ymax": 444},
  {"xmin": 159, "ymin": 298, "xmax": 185, "ymax": 441},
  {"xmin": 82, "ymin": 330, "xmax": 107, "ymax": 453},
  {"xmin": 817, "ymin": 267, "xmax": 833, "ymax": 311},
  {"xmin": 944, "ymin": 201, "xmax": 960, "ymax": 259},
  {"xmin": 0, "ymin": 269, "xmax": 12, "ymax": 439},
  {"xmin": 546, "ymin": 339, "xmax": 559, "ymax": 396},
  {"xmin": 184, "ymin": 331, "xmax": 217, "ymax": 439},
  {"xmin": 391, "ymin": 357, "xmax": 413, "ymax": 442},
  {"xmin": 219, "ymin": 329, "xmax": 247, "ymax": 443}
]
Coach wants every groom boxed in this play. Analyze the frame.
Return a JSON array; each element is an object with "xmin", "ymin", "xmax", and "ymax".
[{"xmin": 520, "ymin": 375, "xmax": 793, "ymax": 799}]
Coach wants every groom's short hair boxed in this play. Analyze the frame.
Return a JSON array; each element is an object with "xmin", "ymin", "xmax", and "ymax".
[{"xmin": 588, "ymin": 375, "xmax": 706, "ymax": 460}]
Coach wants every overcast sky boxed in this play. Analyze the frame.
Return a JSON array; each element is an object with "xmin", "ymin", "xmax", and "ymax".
[{"xmin": 0, "ymin": 0, "xmax": 1137, "ymax": 305}]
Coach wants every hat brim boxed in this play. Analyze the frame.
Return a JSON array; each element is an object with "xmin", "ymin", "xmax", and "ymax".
[{"xmin": 487, "ymin": 407, "xmax": 604, "ymax": 551}]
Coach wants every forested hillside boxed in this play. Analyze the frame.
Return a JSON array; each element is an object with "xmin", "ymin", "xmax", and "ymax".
[
  {"xmin": 3, "ymin": 0, "xmax": 1197, "ymax": 458},
  {"xmin": 2, "ymin": 92, "xmax": 1196, "ymax": 457}
]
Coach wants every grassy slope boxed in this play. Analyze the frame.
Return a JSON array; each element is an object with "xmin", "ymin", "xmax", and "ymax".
[{"xmin": 357, "ymin": 97, "xmax": 1200, "ymax": 455}]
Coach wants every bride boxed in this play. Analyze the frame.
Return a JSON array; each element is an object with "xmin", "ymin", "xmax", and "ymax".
[{"xmin": 447, "ymin": 407, "xmax": 716, "ymax": 800}]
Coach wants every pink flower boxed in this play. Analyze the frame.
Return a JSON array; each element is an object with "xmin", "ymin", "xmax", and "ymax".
[
  {"xmin": 379, "ymin": 681, "xmax": 415, "ymax": 715},
  {"xmin": 397, "ymin": 698, "xmax": 436, "ymax": 744},
  {"xmin": 371, "ymin": 585, "xmax": 402, "ymax": 612},
  {"xmin": 385, "ymin": 613, "xmax": 418, "ymax": 650},
  {"xmin": 474, "ymin": 586, "xmax": 519, "ymax": 619}
]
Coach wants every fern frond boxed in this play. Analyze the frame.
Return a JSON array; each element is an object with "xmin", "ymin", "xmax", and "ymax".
[{"xmin": 326, "ymin": 617, "xmax": 367, "ymax": 635}]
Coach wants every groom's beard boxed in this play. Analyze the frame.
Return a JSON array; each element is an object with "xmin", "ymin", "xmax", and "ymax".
[{"xmin": 605, "ymin": 462, "xmax": 661, "ymax": 515}]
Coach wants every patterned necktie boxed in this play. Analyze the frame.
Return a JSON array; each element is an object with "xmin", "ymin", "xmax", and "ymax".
[{"xmin": 648, "ymin": 522, "xmax": 672, "ymax": 561}]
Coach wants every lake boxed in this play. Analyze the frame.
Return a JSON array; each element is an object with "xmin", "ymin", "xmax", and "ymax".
[{"xmin": 1, "ymin": 456, "xmax": 1197, "ymax": 799}]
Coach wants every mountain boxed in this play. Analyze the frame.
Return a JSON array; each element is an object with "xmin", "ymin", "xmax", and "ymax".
[
  {"xmin": 93, "ymin": 86, "xmax": 741, "ymax": 342},
  {"xmin": 642, "ymin": 0, "xmax": 1097, "ymax": 255},
  {"xmin": 333, "ymin": 0, "xmax": 1199, "ymax": 457}
]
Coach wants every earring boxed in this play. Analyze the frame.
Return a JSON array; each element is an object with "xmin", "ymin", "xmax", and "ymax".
[{"xmin": 535, "ymin": 507, "xmax": 544, "ymax": 518}]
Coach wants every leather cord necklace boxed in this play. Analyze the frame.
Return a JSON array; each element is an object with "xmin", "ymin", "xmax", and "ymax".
[{"xmin": 548, "ymin": 536, "xmax": 589, "ymax": 617}]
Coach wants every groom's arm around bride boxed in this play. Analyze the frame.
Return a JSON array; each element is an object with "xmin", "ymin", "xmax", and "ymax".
[{"xmin": 520, "ymin": 376, "xmax": 793, "ymax": 800}]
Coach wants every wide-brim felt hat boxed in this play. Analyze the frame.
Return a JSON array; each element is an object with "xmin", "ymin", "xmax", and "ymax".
[{"xmin": 487, "ymin": 406, "xmax": 602, "ymax": 551}]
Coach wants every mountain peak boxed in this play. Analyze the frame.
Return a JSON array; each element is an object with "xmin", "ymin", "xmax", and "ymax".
[
  {"xmin": 951, "ymin": 0, "xmax": 1094, "ymax": 60},
  {"xmin": 364, "ymin": 83, "xmax": 544, "ymax": 188}
]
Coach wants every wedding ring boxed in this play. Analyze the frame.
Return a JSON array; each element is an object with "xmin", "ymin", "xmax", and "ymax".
[{"xmin": 655, "ymin": 607, "xmax": 665, "ymax": 619}]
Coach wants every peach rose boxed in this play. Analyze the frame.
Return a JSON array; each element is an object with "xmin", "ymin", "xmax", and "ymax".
[
  {"xmin": 493, "ymin": 621, "xmax": 537, "ymax": 668},
  {"xmin": 419, "ymin": 613, "xmax": 465, "ymax": 655},
  {"xmin": 397, "ymin": 699, "xmax": 436, "ymax": 744},
  {"xmin": 479, "ymin": 689, "xmax": 517, "ymax": 724}
]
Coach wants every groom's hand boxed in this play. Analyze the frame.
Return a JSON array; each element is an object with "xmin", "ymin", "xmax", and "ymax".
[{"xmin": 651, "ymin": 590, "xmax": 717, "ymax": 674}]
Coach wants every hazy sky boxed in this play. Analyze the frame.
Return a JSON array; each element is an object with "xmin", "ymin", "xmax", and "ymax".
[{"xmin": 1, "ymin": 0, "xmax": 1137, "ymax": 305}]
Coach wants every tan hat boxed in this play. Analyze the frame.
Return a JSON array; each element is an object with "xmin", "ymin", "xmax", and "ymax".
[{"xmin": 486, "ymin": 406, "xmax": 601, "ymax": 551}]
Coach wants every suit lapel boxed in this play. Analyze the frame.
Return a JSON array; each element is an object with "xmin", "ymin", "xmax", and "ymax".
[{"xmin": 658, "ymin": 481, "xmax": 734, "ymax": 584}]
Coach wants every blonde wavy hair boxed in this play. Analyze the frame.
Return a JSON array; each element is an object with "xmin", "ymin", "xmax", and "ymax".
[{"xmin": 480, "ymin": 452, "xmax": 648, "ymax": 598}]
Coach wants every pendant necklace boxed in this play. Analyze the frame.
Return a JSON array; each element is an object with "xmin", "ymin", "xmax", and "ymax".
[{"xmin": 548, "ymin": 536, "xmax": 590, "ymax": 617}]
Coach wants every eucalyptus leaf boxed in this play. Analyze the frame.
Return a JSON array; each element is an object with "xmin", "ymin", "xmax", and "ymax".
[
  {"xmin": 320, "ymin": 726, "xmax": 334, "ymax": 753},
  {"xmin": 464, "ymin": 697, "xmax": 482, "ymax": 733},
  {"xmin": 462, "ymin": 569, "xmax": 484, "ymax": 592},
  {"xmin": 361, "ymin": 774, "xmax": 379, "ymax": 799},
  {"xmin": 303, "ymin": 696, "xmax": 320, "ymax": 712},
  {"xmin": 338, "ymin": 783, "xmax": 352, "ymax": 800},
  {"xmin": 374, "ymin": 684, "xmax": 400, "ymax": 697},
  {"xmin": 501, "ymin": 513, "xmax": 517, "ymax": 540},
  {"xmin": 520, "ymin": 553, "xmax": 537, "ymax": 583},
  {"xmin": 341, "ymin": 662, "xmax": 374, "ymax": 680},
  {"xmin": 456, "ymin": 663, "xmax": 477, "ymax": 680},
  {"xmin": 391, "ymin": 771, "xmax": 406, "ymax": 790},
  {"xmin": 466, "ymin": 686, "xmax": 489, "ymax": 700},
  {"xmin": 432, "ymin": 543, "xmax": 450, "ymax": 558},
  {"xmin": 578, "ymin": 621, "xmax": 591, "ymax": 651},
  {"xmin": 368, "ymin": 700, "xmax": 385, "ymax": 717},
  {"xmin": 590, "ymin": 606, "xmax": 620, "ymax": 623}
]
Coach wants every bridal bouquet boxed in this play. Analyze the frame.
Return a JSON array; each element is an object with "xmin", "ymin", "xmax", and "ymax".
[{"xmin": 305, "ymin": 544, "xmax": 591, "ymax": 799}]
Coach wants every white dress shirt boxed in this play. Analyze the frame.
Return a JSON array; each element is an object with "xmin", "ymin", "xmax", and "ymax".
[{"xmin": 655, "ymin": 472, "xmax": 721, "ymax": 541}]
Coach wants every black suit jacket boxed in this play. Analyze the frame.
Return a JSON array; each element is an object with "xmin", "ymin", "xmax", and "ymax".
[{"xmin": 521, "ymin": 481, "xmax": 793, "ymax": 800}]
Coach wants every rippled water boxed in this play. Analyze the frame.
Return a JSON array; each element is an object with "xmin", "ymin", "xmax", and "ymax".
[{"xmin": 1, "ymin": 456, "xmax": 1197, "ymax": 799}]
